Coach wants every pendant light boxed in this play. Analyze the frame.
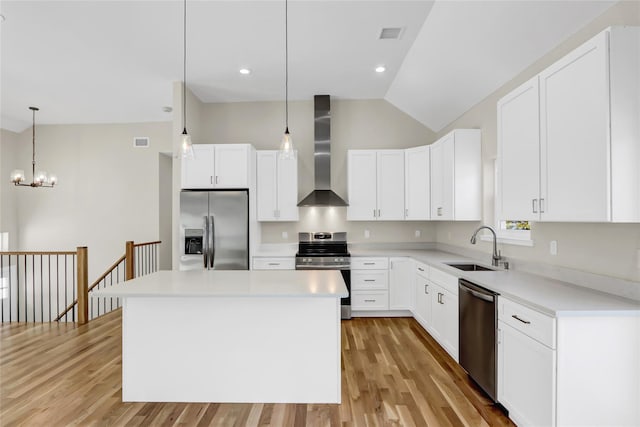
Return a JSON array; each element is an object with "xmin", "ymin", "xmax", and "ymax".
[
  {"xmin": 10, "ymin": 107, "xmax": 57, "ymax": 188},
  {"xmin": 180, "ymin": 0, "xmax": 194, "ymax": 159},
  {"xmin": 278, "ymin": 0, "xmax": 295, "ymax": 159}
]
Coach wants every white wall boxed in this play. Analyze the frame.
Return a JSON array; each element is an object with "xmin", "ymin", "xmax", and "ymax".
[
  {"xmin": 7, "ymin": 122, "xmax": 172, "ymax": 280},
  {"xmin": 435, "ymin": 1, "xmax": 640, "ymax": 282},
  {"xmin": 0, "ymin": 129, "xmax": 19, "ymax": 249},
  {"xmin": 197, "ymin": 98, "xmax": 438, "ymax": 244}
]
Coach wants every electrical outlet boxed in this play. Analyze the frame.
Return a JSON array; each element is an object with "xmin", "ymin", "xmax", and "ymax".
[
  {"xmin": 364, "ymin": 229, "xmax": 370, "ymax": 239},
  {"xmin": 415, "ymin": 230, "xmax": 421, "ymax": 238},
  {"xmin": 550, "ymin": 240, "xmax": 558, "ymax": 256},
  {"xmin": 281, "ymin": 231, "xmax": 288, "ymax": 240}
]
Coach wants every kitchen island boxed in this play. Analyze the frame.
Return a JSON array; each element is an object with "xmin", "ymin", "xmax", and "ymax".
[{"xmin": 91, "ymin": 269, "xmax": 348, "ymax": 403}]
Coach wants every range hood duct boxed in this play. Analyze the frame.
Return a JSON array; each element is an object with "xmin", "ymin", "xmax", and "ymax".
[{"xmin": 297, "ymin": 95, "xmax": 349, "ymax": 207}]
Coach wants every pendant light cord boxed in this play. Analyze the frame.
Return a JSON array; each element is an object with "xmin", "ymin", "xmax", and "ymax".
[
  {"xmin": 285, "ymin": 0, "xmax": 288, "ymax": 130},
  {"xmin": 183, "ymin": 0, "xmax": 187, "ymax": 132},
  {"xmin": 32, "ymin": 108, "xmax": 36, "ymax": 178}
]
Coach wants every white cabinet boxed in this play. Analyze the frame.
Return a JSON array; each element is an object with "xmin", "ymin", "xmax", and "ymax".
[
  {"xmin": 498, "ymin": 77, "xmax": 541, "ymax": 221},
  {"xmin": 182, "ymin": 144, "xmax": 251, "ymax": 189},
  {"xmin": 351, "ymin": 257, "xmax": 389, "ymax": 311},
  {"xmin": 347, "ymin": 150, "xmax": 405, "ymax": 221},
  {"xmin": 430, "ymin": 129, "xmax": 481, "ymax": 221},
  {"xmin": 498, "ymin": 298, "xmax": 556, "ymax": 427},
  {"xmin": 430, "ymin": 284, "xmax": 458, "ymax": 361},
  {"xmin": 413, "ymin": 263, "xmax": 432, "ymax": 329},
  {"xmin": 256, "ymin": 151, "xmax": 298, "ymax": 221},
  {"xmin": 499, "ymin": 27, "xmax": 640, "ymax": 222},
  {"xmin": 404, "ymin": 146, "xmax": 430, "ymax": 220},
  {"xmin": 389, "ymin": 257, "xmax": 413, "ymax": 310},
  {"xmin": 252, "ymin": 257, "xmax": 295, "ymax": 270}
]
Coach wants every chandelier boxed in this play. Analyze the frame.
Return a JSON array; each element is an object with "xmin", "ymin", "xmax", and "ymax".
[{"xmin": 10, "ymin": 107, "xmax": 57, "ymax": 188}]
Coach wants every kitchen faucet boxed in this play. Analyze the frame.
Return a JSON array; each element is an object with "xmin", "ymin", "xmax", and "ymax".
[{"xmin": 470, "ymin": 226, "xmax": 504, "ymax": 267}]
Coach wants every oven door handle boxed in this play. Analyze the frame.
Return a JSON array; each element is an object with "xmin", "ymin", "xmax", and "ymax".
[{"xmin": 296, "ymin": 265, "xmax": 351, "ymax": 270}]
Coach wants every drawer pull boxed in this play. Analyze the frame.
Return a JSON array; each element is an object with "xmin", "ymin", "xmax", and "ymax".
[
  {"xmin": 268, "ymin": 263, "xmax": 280, "ymax": 266},
  {"xmin": 364, "ymin": 279, "xmax": 376, "ymax": 282},
  {"xmin": 512, "ymin": 314, "xmax": 531, "ymax": 324},
  {"xmin": 363, "ymin": 262, "xmax": 375, "ymax": 265},
  {"xmin": 418, "ymin": 267, "xmax": 425, "ymax": 272},
  {"xmin": 364, "ymin": 299, "xmax": 376, "ymax": 303},
  {"xmin": 424, "ymin": 284, "xmax": 429, "ymax": 294}
]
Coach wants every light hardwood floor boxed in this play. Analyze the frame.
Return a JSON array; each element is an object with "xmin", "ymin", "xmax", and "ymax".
[{"xmin": 1, "ymin": 309, "xmax": 513, "ymax": 426}]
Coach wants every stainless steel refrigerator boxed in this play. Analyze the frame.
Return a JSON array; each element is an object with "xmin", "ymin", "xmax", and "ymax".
[{"xmin": 179, "ymin": 190, "xmax": 249, "ymax": 270}]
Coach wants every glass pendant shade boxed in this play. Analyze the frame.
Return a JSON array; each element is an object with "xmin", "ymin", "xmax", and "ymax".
[
  {"xmin": 35, "ymin": 171, "xmax": 47, "ymax": 185},
  {"xmin": 10, "ymin": 169, "xmax": 25, "ymax": 184},
  {"xmin": 181, "ymin": 128, "xmax": 194, "ymax": 159},
  {"xmin": 279, "ymin": 127, "xmax": 296, "ymax": 159}
]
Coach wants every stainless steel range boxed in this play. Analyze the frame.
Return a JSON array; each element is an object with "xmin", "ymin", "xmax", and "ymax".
[{"xmin": 295, "ymin": 232, "xmax": 351, "ymax": 319}]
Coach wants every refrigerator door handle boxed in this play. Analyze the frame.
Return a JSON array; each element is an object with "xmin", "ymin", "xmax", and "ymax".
[
  {"xmin": 209, "ymin": 215, "xmax": 216, "ymax": 269},
  {"xmin": 203, "ymin": 216, "xmax": 209, "ymax": 268}
]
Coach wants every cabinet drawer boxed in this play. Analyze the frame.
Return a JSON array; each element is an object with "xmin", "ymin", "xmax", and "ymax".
[
  {"xmin": 352, "ymin": 291, "xmax": 389, "ymax": 311},
  {"xmin": 252, "ymin": 257, "xmax": 295, "ymax": 270},
  {"xmin": 352, "ymin": 270, "xmax": 388, "ymax": 290},
  {"xmin": 351, "ymin": 257, "xmax": 389, "ymax": 270},
  {"xmin": 415, "ymin": 262, "xmax": 429, "ymax": 279},
  {"xmin": 499, "ymin": 298, "xmax": 556, "ymax": 349},
  {"xmin": 429, "ymin": 267, "xmax": 458, "ymax": 295}
]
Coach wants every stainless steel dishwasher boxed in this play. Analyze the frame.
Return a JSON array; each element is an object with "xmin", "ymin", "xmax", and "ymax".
[{"xmin": 459, "ymin": 278, "xmax": 499, "ymax": 402}]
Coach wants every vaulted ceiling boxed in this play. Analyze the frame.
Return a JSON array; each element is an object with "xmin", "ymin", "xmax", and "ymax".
[{"xmin": 0, "ymin": 1, "xmax": 615, "ymax": 133}]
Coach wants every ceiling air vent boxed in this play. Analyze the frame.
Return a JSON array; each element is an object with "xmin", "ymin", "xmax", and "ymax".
[
  {"xmin": 133, "ymin": 137, "xmax": 149, "ymax": 148},
  {"xmin": 379, "ymin": 27, "xmax": 403, "ymax": 40}
]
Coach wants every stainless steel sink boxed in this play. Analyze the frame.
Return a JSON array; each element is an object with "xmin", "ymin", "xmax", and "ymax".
[{"xmin": 445, "ymin": 263, "xmax": 495, "ymax": 272}]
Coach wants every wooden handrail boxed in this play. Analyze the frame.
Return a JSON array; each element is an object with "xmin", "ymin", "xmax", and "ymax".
[
  {"xmin": 133, "ymin": 240, "xmax": 161, "ymax": 248},
  {"xmin": 88, "ymin": 255, "xmax": 126, "ymax": 293},
  {"xmin": 0, "ymin": 251, "xmax": 76, "ymax": 256}
]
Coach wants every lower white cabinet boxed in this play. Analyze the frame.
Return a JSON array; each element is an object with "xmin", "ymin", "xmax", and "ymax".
[
  {"xmin": 498, "ymin": 319, "xmax": 556, "ymax": 427},
  {"xmin": 430, "ymin": 284, "xmax": 458, "ymax": 362},
  {"xmin": 389, "ymin": 257, "xmax": 413, "ymax": 310},
  {"xmin": 351, "ymin": 257, "xmax": 389, "ymax": 311},
  {"xmin": 252, "ymin": 257, "xmax": 295, "ymax": 270},
  {"xmin": 413, "ymin": 263, "xmax": 432, "ymax": 327}
]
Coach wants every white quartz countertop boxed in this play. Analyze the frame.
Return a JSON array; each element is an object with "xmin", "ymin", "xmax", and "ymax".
[
  {"xmin": 91, "ymin": 270, "xmax": 348, "ymax": 298},
  {"xmin": 350, "ymin": 249, "xmax": 640, "ymax": 316}
]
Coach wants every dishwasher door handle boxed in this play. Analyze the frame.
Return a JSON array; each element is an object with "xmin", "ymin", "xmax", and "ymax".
[{"xmin": 466, "ymin": 288, "xmax": 495, "ymax": 302}]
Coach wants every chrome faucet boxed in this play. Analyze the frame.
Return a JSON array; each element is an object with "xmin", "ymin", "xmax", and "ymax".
[{"xmin": 470, "ymin": 225, "xmax": 503, "ymax": 267}]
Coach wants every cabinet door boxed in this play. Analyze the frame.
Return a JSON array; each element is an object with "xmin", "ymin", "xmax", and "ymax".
[
  {"xmin": 276, "ymin": 154, "xmax": 299, "ymax": 221},
  {"xmin": 377, "ymin": 151, "xmax": 405, "ymax": 220},
  {"xmin": 182, "ymin": 144, "xmax": 215, "ymax": 189},
  {"xmin": 389, "ymin": 257, "xmax": 413, "ymax": 310},
  {"xmin": 214, "ymin": 145, "xmax": 249, "ymax": 188},
  {"xmin": 405, "ymin": 146, "xmax": 430, "ymax": 220},
  {"xmin": 498, "ymin": 321, "xmax": 556, "ymax": 427},
  {"xmin": 347, "ymin": 151, "xmax": 377, "ymax": 220},
  {"xmin": 540, "ymin": 31, "xmax": 610, "ymax": 222},
  {"xmin": 414, "ymin": 273, "xmax": 432, "ymax": 329},
  {"xmin": 256, "ymin": 151, "xmax": 278, "ymax": 221},
  {"xmin": 430, "ymin": 136, "xmax": 454, "ymax": 220},
  {"xmin": 432, "ymin": 285, "xmax": 458, "ymax": 361},
  {"xmin": 498, "ymin": 77, "xmax": 541, "ymax": 221}
]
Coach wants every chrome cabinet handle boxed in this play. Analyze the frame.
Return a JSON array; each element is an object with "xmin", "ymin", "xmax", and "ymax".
[
  {"xmin": 532, "ymin": 198, "xmax": 538, "ymax": 213},
  {"xmin": 215, "ymin": 176, "xmax": 219, "ymax": 184},
  {"xmin": 373, "ymin": 209, "xmax": 376, "ymax": 218},
  {"xmin": 424, "ymin": 284, "xmax": 429, "ymax": 294},
  {"xmin": 268, "ymin": 263, "xmax": 280, "ymax": 266},
  {"xmin": 437, "ymin": 207, "xmax": 442, "ymax": 216},
  {"xmin": 364, "ymin": 299, "xmax": 376, "ymax": 303},
  {"xmin": 210, "ymin": 176, "xmax": 214, "ymax": 185},
  {"xmin": 418, "ymin": 267, "xmax": 425, "ymax": 272},
  {"xmin": 377, "ymin": 209, "xmax": 381, "ymax": 217},
  {"xmin": 364, "ymin": 262, "xmax": 375, "ymax": 265},
  {"xmin": 512, "ymin": 314, "xmax": 531, "ymax": 324},
  {"xmin": 540, "ymin": 198, "xmax": 545, "ymax": 213},
  {"xmin": 364, "ymin": 279, "xmax": 376, "ymax": 282}
]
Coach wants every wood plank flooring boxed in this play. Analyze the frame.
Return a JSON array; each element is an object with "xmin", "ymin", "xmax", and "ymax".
[{"xmin": 0, "ymin": 310, "xmax": 514, "ymax": 426}]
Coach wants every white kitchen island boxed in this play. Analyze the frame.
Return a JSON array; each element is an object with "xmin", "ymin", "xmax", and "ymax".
[{"xmin": 91, "ymin": 269, "xmax": 348, "ymax": 403}]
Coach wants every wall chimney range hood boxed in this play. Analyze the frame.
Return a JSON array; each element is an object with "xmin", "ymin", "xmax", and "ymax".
[{"xmin": 297, "ymin": 95, "xmax": 349, "ymax": 207}]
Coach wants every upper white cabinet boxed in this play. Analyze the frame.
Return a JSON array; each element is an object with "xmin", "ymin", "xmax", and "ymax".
[
  {"xmin": 430, "ymin": 129, "xmax": 482, "ymax": 221},
  {"xmin": 256, "ymin": 151, "xmax": 298, "ymax": 221},
  {"xmin": 499, "ymin": 27, "xmax": 640, "ymax": 222},
  {"xmin": 498, "ymin": 77, "xmax": 541, "ymax": 221},
  {"xmin": 347, "ymin": 150, "xmax": 405, "ymax": 221},
  {"xmin": 182, "ymin": 144, "xmax": 251, "ymax": 189},
  {"xmin": 404, "ymin": 146, "xmax": 430, "ymax": 220}
]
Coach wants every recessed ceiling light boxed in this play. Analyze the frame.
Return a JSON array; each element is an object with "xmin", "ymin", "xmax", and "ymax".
[
  {"xmin": 239, "ymin": 68, "xmax": 251, "ymax": 75},
  {"xmin": 375, "ymin": 66, "xmax": 386, "ymax": 73}
]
